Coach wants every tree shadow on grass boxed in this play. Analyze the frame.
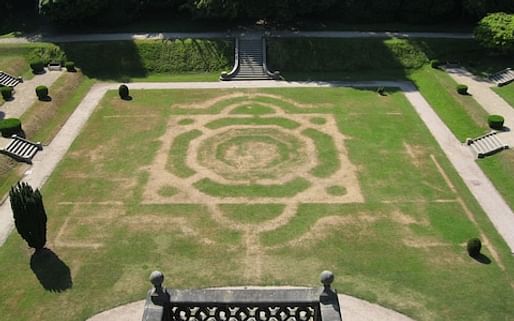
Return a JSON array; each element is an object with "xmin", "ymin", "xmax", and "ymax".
[
  {"xmin": 30, "ymin": 248, "xmax": 72, "ymax": 292},
  {"xmin": 470, "ymin": 253, "xmax": 492, "ymax": 265}
]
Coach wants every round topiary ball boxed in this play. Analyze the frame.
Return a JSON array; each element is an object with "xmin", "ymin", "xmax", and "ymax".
[
  {"xmin": 467, "ymin": 238, "xmax": 482, "ymax": 257},
  {"xmin": 0, "ymin": 118, "xmax": 22, "ymax": 137},
  {"xmin": 118, "ymin": 84, "xmax": 129, "ymax": 100},
  {"xmin": 64, "ymin": 61, "xmax": 76, "ymax": 72},
  {"xmin": 488, "ymin": 115, "xmax": 504, "ymax": 130},
  {"xmin": 456, "ymin": 84, "xmax": 468, "ymax": 95},
  {"xmin": 30, "ymin": 60, "xmax": 45, "ymax": 74},
  {"xmin": 0, "ymin": 86, "xmax": 13, "ymax": 101},
  {"xmin": 35, "ymin": 85, "xmax": 49, "ymax": 100}
]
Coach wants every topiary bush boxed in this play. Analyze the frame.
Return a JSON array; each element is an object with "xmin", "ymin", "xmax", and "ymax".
[
  {"xmin": 64, "ymin": 61, "xmax": 76, "ymax": 72},
  {"xmin": 10, "ymin": 182, "xmax": 48, "ymax": 252},
  {"xmin": 30, "ymin": 60, "xmax": 46, "ymax": 74},
  {"xmin": 35, "ymin": 85, "xmax": 49, "ymax": 100},
  {"xmin": 0, "ymin": 86, "xmax": 13, "ymax": 101},
  {"xmin": 456, "ymin": 84, "xmax": 468, "ymax": 95},
  {"xmin": 467, "ymin": 238, "xmax": 482, "ymax": 257},
  {"xmin": 488, "ymin": 115, "xmax": 505, "ymax": 130},
  {"xmin": 118, "ymin": 84, "xmax": 129, "ymax": 100},
  {"xmin": 0, "ymin": 118, "xmax": 22, "ymax": 137},
  {"xmin": 430, "ymin": 59, "xmax": 442, "ymax": 68}
]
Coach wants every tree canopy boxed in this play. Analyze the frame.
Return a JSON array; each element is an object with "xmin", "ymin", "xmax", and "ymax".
[
  {"xmin": 475, "ymin": 12, "xmax": 514, "ymax": 53},
  {"xmin": 37, "ymin": 0, "xmax": 514, "ymax": 26}
]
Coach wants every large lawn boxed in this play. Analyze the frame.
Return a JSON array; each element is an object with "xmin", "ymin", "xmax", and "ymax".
[{"xmin": 0, "ymin": 87, "xmax": 513, "ymax": 321}]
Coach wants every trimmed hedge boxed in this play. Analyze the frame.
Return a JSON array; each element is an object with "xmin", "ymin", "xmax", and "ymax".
[
  {"xmin": 0, "ymin": 118, "xmax": 22, "ymax": 137},
  {"xmin": 30, "ymin": 60, "xmax": 45, "ymax": 74},
  {"xmin": 35, "ymin": 85, "xmax": 49, "ymax": 100},
  {"xmin": 0, "ymin": 86, "xmax": 13, "ymax": 101},
  {"xmin": 467, "ymin": 238, "xmax": 482, "ymax": 257},
  {"xmin": 118, "ymin": 84, "xmax": 129, "ymax": 99},
  {"xmin": 456, "ymin": 84, "xmax": 468, "ymax": 95},
  {"xmin": 488, "ymin": 115, "xmax": 505, "ymax": 130},
  {"xmin": 64, "ymin": 61, "xmax": 76, "ymax": 72},
  {"xmin": 430, "ymin": 59, "xmax": 442, "ymax": 68}
]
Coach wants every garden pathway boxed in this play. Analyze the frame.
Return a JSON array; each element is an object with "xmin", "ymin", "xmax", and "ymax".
[
  {"xmin": 0, "ymin": 31, "xmax": 472, "ymax": 44},
  {"xmin": 85, "ymin": 294, "xmax": 416, "ymax": 321}
]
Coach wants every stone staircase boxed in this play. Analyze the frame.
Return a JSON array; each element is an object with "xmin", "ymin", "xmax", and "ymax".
[
  {"xmin": 221, "ymin": 36, "xmax": 280, "ymax": 81},
  {"xmin": 0, "ymin": 71, "xmax": 22, "ymax": 87},
  {"xmin": 0, "ymin": 135, "xmax": 42, "ymax": 164},
  {"xmin": 489, "ymin": 68, "xmax": 514, "ymax": 87},
  {"xmin": 466, "ymin": 132, "xmax": 509, "ymax": 158}
]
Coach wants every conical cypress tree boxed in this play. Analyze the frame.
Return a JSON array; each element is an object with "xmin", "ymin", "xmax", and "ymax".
[{"xmin": 9, "ymin": 182, "xmax": 47, "ymax": 251}]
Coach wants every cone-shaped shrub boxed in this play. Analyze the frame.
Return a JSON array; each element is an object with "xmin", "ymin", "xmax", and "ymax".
[
  {"xmin": 35, "ymin": 85, "xmax": 49, "ymax": 100},
  {"xmin": 10, "ymin": 182, "xmax": 48, "ymax": 251},
  {"xmin": 118, "ymin": 84, "xmax": 129, "ymax": 100},
  {"xmin": 467, "ymin": 238, "xmax": 481, "ymax": 257}
]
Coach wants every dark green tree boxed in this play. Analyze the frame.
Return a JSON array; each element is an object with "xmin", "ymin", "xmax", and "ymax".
[
  {"xmin": 10, "ymin": 182, "xmax": 48, "ymax": 252},
  {"xmin": 474, "ymin": 12, "xmax": 514, "ymax": 53}
]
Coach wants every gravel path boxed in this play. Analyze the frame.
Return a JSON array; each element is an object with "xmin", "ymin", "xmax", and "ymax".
[{"xmin": 0, "ymin": 31, "xmax": 472, "ymax": 44}]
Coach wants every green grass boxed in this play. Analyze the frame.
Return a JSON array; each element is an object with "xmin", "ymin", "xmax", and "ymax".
[
  {"xmin": 167, "ymin": 129, "xmax": 202, "ymax": 178},
  {"xmin": 493, "ymin": 83, "xmax": 514, "ymax": 108},
  {"xmin": 326, "ymin": 185, "xmax": 347, "ymax": 196},
  {"xmin": 408, "ymin": 67, "xmax": 489, "ymax": 141},
  {"xmin": 302, "ymin": 128, "xmax": 340, "ymax": 178},
  {"xmin": 194, "ymin": 177, "xmax": 311, "ymax": 197},
  {"xmin": 1, "ymin": 87, "xmax": 513, "ymax": 321},
  {"xmin": 230, "ymin": 104, "xmax": 276, "ymax": 115},
  {"xmin": 408, "ymin": 67, "xmax": 514, "ymax": 210},
  {"xmin": 220, "ymin": 204, "xmax": 285, "ymax": 223},
  {"xmin": 205, "ymin": 117, "xmax": 301, "ymax": 129}
]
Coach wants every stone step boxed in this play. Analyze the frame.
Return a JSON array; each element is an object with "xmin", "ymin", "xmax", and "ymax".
[
  {"xmin": 0, "ymin": 71, "xmax": 22, "ymax": 87},
  {"xmin": 0, "ymin": 135, "xmax": 43, "ymax": 164},
  {"xmin": 489, "ymin": 68, "xmax": 514, "ymax": 86},
  {"xmin": 466, "ymin": 132, "xmax": 509, "ymax": 158}
]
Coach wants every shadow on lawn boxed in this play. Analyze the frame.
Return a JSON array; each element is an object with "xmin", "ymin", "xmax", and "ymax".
[
  {"xmin": 470, "ymin": 253, "xmax": 492, "ymax": 265},
  {"xmin": 30, "ymin": 248, "xmax": 72, "ymax": 292}
]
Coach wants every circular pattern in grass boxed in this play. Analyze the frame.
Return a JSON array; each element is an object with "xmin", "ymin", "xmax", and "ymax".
[
  {"xmin": 158, "ymin": 185, "xmax": 179, "ymax": 197},
  {"xmin": 178, "ymin": 118, "xmax": 195, "ymax": 126},
  {"xmin": 197, "ymin": 128, "xmax": 308, "ymax": 181},
  {"xmin": 310, "ymin": 117, "xmax": 327, "ymax": 125},
  {"xmin": 326, "ymin": 185, "xmax": 347, "ymax": 196}
]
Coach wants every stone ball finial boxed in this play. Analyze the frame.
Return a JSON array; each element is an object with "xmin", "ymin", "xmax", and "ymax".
[
  {"xmin": 150, "ymin": 271, "xmax": 164, "ymax": 288},
  {"xmin": 320, "ymin": 270, "xmax": 334, "ymax": 288}
]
